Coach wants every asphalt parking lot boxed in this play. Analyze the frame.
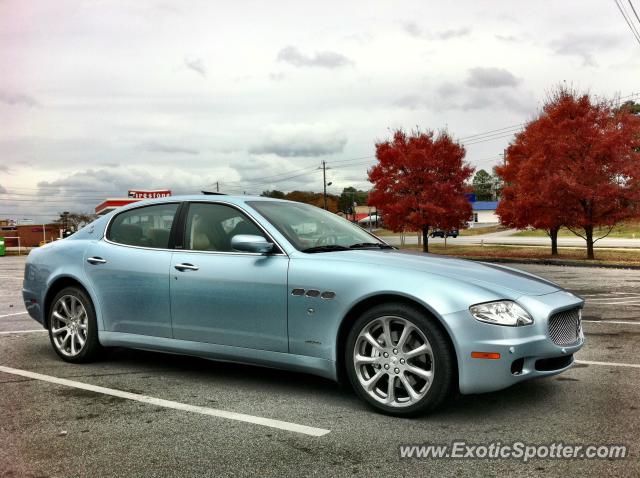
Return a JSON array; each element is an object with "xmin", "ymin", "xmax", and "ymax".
[{"xmin": 1, "ymin": 255, "xmax": 639, "ymax": 477}]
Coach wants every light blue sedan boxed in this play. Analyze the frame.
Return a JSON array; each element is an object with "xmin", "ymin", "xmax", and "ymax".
[{"xmin": 22, "ymin": 196, "xmax": 585, "ymax": 415}]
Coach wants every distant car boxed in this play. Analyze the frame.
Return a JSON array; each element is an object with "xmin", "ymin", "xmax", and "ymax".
[
  {"xmin": 23, "ymin": 196, "xmax": 584, "ymax": 416},
  {"xmin": 430, "ymin": 229, "xmax": 459, "ymax": 238}
]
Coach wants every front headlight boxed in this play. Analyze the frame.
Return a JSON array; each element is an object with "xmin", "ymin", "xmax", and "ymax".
[{"xmin": 469, "ymin": 300, "xmax": 533, "ymax": 326}]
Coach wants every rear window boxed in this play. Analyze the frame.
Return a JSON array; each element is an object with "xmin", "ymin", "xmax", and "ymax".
[{"xmin": 108, "ymin": 203, "xmax": 179, "ymax": 249}]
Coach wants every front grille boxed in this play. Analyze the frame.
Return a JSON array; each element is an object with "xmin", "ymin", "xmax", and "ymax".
[
  {"xmin": 548, "ymin": 308, "xmax": 582, "ymax": 345},
  {"xmin": 535, "ymin": 354, "xmax": 574, "ymax": 371}
]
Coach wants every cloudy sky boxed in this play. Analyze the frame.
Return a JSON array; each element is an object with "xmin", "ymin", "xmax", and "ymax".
[{"xmin": 1, "ymin": 0, "xmax": 639, "ymax": 220}]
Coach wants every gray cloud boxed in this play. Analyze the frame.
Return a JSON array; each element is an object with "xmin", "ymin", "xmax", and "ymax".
[
  {"xmin": 394, "ymin": 94, "xmax": 424, "ymax": 110},
  {"xmin": 0, "ymin": 164, "xmax": 9, "ymax": 173},
  {"xmin": 402, "ymin": 22, "xmax": 423, "ymax": 38},
  {"xmin": 549, "ymin": 34, "xmax": 621, "ymax": 67},
  {"xmin": 461, "ymin": 90, "xmax": 534, "ymax": 114},
  {"xmin": 138, "ymin": 141, "xmax": 199, "ymax": 155},
  {"xmin": 250, "ymin": 123, "xmax": 347, "ymax": 157},
  {"xmin": 0, "ymin": 184, "xmax": 7, "ymax": 194},
  {"xmin": 184, "ymin": 57, "xmax": 207, "ymax": 77},
  {"xmin": 276, "ymin": 46, "xmax": 353, "ymax": 69},
  {"xmin": 402, "ymin": 22, "xmax": 471, "ymax": 40},
  {"xmin": 437, "ymin": 27, "xmax": 472, "ymax": 40},
  {"xmin": 465, "ymin": 67, "xmax": 521, "ymax": 88},
  {"xmin": 495, "ymin": 34, "xmax": 520, "ymax": 43},
  {"xmin": 0, "ymin": 91, "xmax": 41, "ymax": 108},
  {"xmin": 394, "ymin": 82, "xmax": 533, "ymax": 115},
  {"xmin": 25, "ymin": 166, "xmax": 221, "ymax": 218}
]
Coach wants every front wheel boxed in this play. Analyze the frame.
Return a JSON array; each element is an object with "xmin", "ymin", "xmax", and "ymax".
[
  {"xmin": 48, "ymin": 287, "xmax": 103, "ymax": 363},
  {"xmin": 345, "ymin": 303, "xmax": 455, "ymax": 416}
]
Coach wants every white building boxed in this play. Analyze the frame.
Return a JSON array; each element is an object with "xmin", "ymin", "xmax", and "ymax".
[{"xmin": 471, "ymin": 201, "xmax": 500, "ymax": 226}]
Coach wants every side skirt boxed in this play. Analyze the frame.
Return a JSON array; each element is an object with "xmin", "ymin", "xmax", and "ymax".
[{"xmin": 99, "ymin": 331, "xmax": 338, "ymax": 381}]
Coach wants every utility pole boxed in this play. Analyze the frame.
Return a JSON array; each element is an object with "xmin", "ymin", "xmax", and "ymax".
[
  {"xmin": 62, "ymin": 211, "xmax": 69, "ymax": 238},
  {"xmin": 322, "ymin": 161, "xmax": 327, "ymax": 209},
  {"xmin": 216, "ymin": 181, "xmax": 219, "ymax": 192},
  {"xmin": 319, "ymin": 160, "xmax": 331, "ymax": 210}
]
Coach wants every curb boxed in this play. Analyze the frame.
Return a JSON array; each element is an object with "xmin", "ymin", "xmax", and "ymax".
[{"xmin": 460, "ymin": 256, "xmax": 640, "ymax": 270}]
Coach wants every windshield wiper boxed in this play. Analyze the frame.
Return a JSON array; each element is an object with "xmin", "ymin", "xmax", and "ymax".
[
  {"xmin": 348, "ymin": 242, "xmax": 394, "ymax": 250},
  {"xmin": 301, "ymin": 245, "xmax": 350, "ymax": 253}
]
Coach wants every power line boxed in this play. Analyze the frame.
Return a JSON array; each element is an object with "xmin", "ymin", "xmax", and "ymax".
[
  {"xmin": 629, "ymin": 0, "xmax": 640, "ymax": 24},
  {"xmin": 0, "ymin": 198, "xmax": 105, "ymax": 203},
  {"xmin": 464, "ymin": 131, "xmax": 523, "ymax": 146},
  {"xmin": 615, "ymin": 0, "xmax": 640, "ymax": 45},
  {"xmin": 214, "ymin": 163, "xmax": 319, "ymax": 186},
  {"xmin": 0, "ymin": 213, "xmax": 61, "ymax": 217},
  {"xmin": 458, "ymin": 123, "xmax": 525, "ymax": 141}
]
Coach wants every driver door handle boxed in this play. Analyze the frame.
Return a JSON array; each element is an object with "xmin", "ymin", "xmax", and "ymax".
[
  {"xmin": 175, "ymin": 263, "xmax": 199, "ymax": 271},
  {"xmin": 87, "ymin": 257, "xmax": 107, "ymax": 265}
]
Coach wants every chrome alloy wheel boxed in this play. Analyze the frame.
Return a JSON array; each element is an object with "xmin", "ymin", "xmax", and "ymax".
[
  {"xmin": 51, "ymin": 295, "xmax": 88, "ymax": 357},
  {"xmin": 353, "ymin": 316, "xmax": 434, "ymax": 408}
]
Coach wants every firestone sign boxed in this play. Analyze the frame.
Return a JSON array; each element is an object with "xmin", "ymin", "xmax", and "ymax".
[{"xmin": 128, "ymin": 189, "xmax": 172, "ymax": 199}]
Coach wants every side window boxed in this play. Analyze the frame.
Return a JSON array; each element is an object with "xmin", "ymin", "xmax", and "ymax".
[
  {"xmin": 184, "ymin": 203, "xmax": 265, "ymax": 252},
  {"xmin": 108, "ymin": 203, "xmax": 179, "ymax": 248}
]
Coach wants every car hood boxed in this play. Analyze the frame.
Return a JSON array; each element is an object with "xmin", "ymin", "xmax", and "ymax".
[{"xmin": 308, "ymin": 249, "xmax": 562, "ymax": 297}]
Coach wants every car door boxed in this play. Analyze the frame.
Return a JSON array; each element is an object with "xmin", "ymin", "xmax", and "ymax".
[
  {"xmin": 84, "ymin": 202, "xmax": 179, "ymax": 337},
  {"xmin": 170, "ymin": 201, "xmax": 289, "ymax": 352}
]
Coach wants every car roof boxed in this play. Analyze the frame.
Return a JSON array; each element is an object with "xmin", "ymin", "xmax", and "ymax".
[{"xmin": 117, "ymin": 194, "xmax": 291, "ymax": 210}]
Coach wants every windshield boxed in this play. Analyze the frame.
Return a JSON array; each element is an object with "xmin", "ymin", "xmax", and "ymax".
[{"xmin": 248, "ymin": 201, "xmax": 389, "ymax": 252}]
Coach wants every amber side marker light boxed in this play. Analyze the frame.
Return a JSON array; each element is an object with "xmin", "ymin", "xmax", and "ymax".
[{"xmin": 471, "ymin": 352, "xmax": 501, "ymax": 360}]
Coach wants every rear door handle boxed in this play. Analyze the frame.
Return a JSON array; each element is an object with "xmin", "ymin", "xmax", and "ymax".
[
  {"xmin": 174, "ymin": 263, "xmax": 199, "ymax": 271},
  {"xmin": 87, "ymin": 257, "xmax": 107, "ymax": 265}
]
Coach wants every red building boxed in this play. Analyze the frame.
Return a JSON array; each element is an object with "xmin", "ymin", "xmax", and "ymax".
[
  {"xmin": 95, "ymin": 189, "xmax": 171, "ymax": 216},
  {"xmin": 0, "ymin": 224, "xmax": 60, "ymax": 248}
]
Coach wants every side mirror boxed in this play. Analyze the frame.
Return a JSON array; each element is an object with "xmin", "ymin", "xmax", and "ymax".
[{"xmin": 231, "ymin": 234, "xmax": 274, "ymax": 254}]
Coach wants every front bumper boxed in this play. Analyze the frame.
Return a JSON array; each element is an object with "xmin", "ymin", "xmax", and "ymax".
[{"xmin": 443, "ymin": 290, "xmax": 585, "ymax": 394}]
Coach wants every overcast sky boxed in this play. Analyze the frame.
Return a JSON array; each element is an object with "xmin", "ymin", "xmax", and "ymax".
[{"xmin": 1, "ymin": 0, "xmax": 639, "ymax": 220}]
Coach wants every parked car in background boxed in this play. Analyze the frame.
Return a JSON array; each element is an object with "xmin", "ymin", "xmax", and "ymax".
[
  {"xmin": 23, "ymin": 196, "xmax": 584, "ymax": 416},
  {"xmin": 430, "ymin": 228, "xmax": 459, "ymax": 238}
]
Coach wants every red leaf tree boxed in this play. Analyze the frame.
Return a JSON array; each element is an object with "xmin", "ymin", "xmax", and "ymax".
[
  {"xmin": 368, "ymin": 129, "xmax": 474, "ymax": 252},
  {"xmin": 496, "ymin": 87, "xmax": 640, "ymax": 259}
]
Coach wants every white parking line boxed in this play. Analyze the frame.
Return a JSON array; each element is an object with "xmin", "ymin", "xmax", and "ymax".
[
  {"xmin": 582, "ymin": 292, "xmax": 640, "ymax": 297},
  {"xmin": 0, "ymin": 311, "xmax": 28, "ymax": 318},
  {"xmin": 583, "ymin": 320, "xmax": 640, "ymax": 325},
  {"xmin": 0, "ymin": 329, "xmax": 47, "ymax": 335},
  {"xmin": 584, "ymin": 295, "xmax": 640, "ymax": 299},
  {"xmin": 584, "ymin": 297, "xmax": 640, "ymax": 302},
  {"xmin": 0, "ymin": 365, "xmax": 331, "ymax": 437},
  {"xmin": 586, "ymin": 300, "xmax": 640, "ymax": 306},
  {"xmin": 576, "ymin": 360, "xmax": 640, "ymax": 369}
]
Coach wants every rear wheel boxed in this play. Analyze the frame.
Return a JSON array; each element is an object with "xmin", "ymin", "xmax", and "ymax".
[
  {"xmin": 48, "ymin": 287, "xmax": 102, "ymax": 363},
  {"xmin": 345, "ymin": 303, "xmax": 455, "ymax": 416}
]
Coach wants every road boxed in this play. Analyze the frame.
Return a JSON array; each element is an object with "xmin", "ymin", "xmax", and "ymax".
[
  {"xmin": 1, "ymin": 255, "xmax": 639, "ymax": 477},
  {"xmin": 382, "ymin": 230, "xmax": 640, "ymax": 249}
]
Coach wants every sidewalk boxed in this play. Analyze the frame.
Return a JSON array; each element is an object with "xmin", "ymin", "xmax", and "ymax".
[{"xmin": 382, "ymin": 232, "xmax": 640, "ymax": 249}]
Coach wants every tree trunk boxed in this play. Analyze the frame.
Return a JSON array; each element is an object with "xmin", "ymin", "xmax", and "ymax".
[
  {"xmin": 422, "ymin": 226, "xmax": 429, "ymax": 253},
  {"xmin": 550, "ymin": 226, "xmax": 559, "ymax": 256},
  {"xmin": 585, "ymin": 225, "xmax": 595, "ymax": 260}
]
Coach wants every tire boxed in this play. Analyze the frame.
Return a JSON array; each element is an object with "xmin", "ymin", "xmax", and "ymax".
[
  {"xmin": 345, "ymin": 302, "xmax": 455, "ymax": 416},
  {"xmin": 48, "ymin": 286, "xmax": 103, "ymax": 363}
]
